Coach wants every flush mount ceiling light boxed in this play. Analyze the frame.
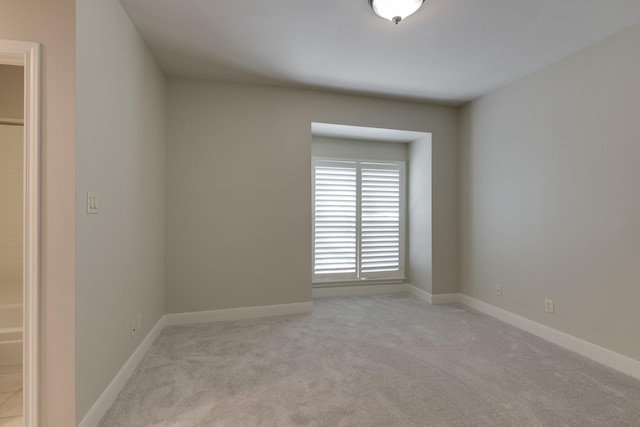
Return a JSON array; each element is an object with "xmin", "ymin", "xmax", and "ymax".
[{"xmin": 368, "ymin": 0, "xmax": 425, "ymax": 25}]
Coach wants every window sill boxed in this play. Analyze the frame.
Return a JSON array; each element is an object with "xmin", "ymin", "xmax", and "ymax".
[{"xmin": 312, "ymin": 278, "xmax": 406, "ymax": 288}]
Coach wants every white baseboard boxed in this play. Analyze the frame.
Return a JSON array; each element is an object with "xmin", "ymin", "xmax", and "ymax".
[
  {"xmin": 459, "ymin": 294, "xmax": 640, "ymax": 381},
  {"xmin": 164, "ymin": 302, "xmax": 314, "ymax": 326},
  {"xmin": 406, "ymin": 284, "xmax": 461, "ymax": 305},
  {"xmin": 313, "ymin": 283, "xmax": 409, "ymax": 298},
  {"xmin": 79, "ymin": 293, "xmax": 640, "ymax": 427},
  {"xmin": 78, "ymin": 315, "xmax": 167, "ymax": 427},
  {"xmin": 431, "ymin": 293, "xmax": 461, "ymax": 304},
  {"xmin": 407, "ymin": 284, "xmax": 432, "ymax": 304},
  {"xmin": 79, "ymin": 301, "xmax": 313, "ymax": 426}
]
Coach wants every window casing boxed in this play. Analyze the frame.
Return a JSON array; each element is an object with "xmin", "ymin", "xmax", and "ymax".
[{"xmin": 312, "ymin": 158, "xmax": 405, "ymax": 284}]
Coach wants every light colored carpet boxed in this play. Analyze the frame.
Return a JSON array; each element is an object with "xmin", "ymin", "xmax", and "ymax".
[{"xmin": 100, "ymin": 294, "xmax": 640, "ymax": 426}]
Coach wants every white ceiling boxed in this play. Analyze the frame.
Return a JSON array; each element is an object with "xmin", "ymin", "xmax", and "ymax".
[{"xmin": 119, "ymin": 0, "xmax": 640, "ymax": 105}]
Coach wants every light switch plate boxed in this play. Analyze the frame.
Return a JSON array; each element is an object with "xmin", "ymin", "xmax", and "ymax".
[{"xmin": 87, "ymin": 191, "xmax": 99, "ymax": 214}]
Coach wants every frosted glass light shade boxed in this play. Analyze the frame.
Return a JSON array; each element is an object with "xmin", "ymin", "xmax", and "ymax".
[{"xmin": 369, "ymin": 0, "xmax": 425, "ymax": 24}]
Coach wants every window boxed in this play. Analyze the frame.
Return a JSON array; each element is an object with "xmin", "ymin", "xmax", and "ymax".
[{"xmin": 312, "ymin": 158, "xmax": 405, "ymax": 283}]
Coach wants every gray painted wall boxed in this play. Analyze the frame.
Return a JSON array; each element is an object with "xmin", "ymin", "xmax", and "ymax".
[
  {"xmin": 312, "ymin": 136, "xmax": 408, "ymax": 161},
  {"xmin": 459, "ymin": 23, "xmax": 640, "ymax": 361},
  {"xmin": 165, "ymin": 79, "xmax": 459, "ymax": 314},
  {"xmin": 408, "ymin": 136, "xmax": 433, "ymax": 294},
  {"xmin": 76, "ymin": 0, "xmax": 166, "ymax": 420}
]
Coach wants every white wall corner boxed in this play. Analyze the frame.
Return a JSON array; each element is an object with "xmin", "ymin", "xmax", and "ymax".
[
  {"xmin": 431, "ymin": 293, "xmax": 461, "ymax": 304},
  {"xmin": 407, "ymin": 284, "xmax": 462, "ymax": 305},
  {"xmin": 164, "ymin": 302, "xmax": 314, "ymax": 326},
  {"xmin": 458, "ymin": 294, "xmax": 640, "ymax": 381},
  {"xmin": 78, "ymin": 315, "xmax": 167, "ymax": 427},
  {"xmin": 312, "ymin": 283, "xmax": 409, "ymax": 298},
  {"xmin": 407, "ymin": 284, "xmax": 432, "ymax": 304}
]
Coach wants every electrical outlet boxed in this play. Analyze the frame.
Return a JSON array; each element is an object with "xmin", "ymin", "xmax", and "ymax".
[
  {"xmin": 495, "ymin": 286, "xmax": 502, "ymax": 297},
  {"xmin": 545, "ymin": 299, "xmax": 554, "ymax": 314},
  {"xmin": 130, "ymin": 320, "xmax": 137, "ymax": 336}
]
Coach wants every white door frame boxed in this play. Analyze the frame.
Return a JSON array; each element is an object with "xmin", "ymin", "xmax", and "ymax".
[{"xmin": 0, "ymin": 39, "xmax": 41, "ymax": 427}]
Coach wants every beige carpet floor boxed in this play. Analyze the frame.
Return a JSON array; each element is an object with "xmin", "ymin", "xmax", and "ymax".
[{"xmin": 100, "ymin": 294, "xmax": 640, "ymax": 426}]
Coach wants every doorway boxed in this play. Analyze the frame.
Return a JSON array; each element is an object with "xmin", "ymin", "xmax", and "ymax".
[
  {"xmin": 0, "ymin": 40, "xmax": 41, "ymax": 427},
  {"xmin": 0, "ymin": 104, "xmax": 24, "ymax": 424}
]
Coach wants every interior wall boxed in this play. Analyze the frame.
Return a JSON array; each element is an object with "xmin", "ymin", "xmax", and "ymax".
[
  {"xmin": 408, "ymin": 136, "xmax": 433, "ymax": 294},
  {"xmin": 166, "ymin": 79, "xmax": 458, "ymax": 314},
  {"xmin": 0, "ymin": 0, "xmax": 76, "ymax": 424},
  {"xmin": 460, "ymin": 23, "xmax": 640, "ymax": 361},
  {"xmin": 312, "ymin": 136, "xmax": 408, "ymax": 161},
  {"xmin": 0, "ymin": 65, "xmax": 23, "ymax": 120},
  {"xmin": 76, "ymin": 0, "xmax": 166, "ymax": 421}
]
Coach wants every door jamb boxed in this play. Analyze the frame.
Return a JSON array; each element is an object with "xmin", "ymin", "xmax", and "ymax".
[{"xmin": 0, "ymin": 39, "xmax": 41, "ymax": 427}]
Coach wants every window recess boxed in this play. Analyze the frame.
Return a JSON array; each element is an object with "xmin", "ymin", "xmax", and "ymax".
[{"xmin": 312, "ymin": 158, "xmax": 405, "ymax": 284}]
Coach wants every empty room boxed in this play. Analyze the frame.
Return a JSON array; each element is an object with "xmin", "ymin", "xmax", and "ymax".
[{"xmin": 1, "ymin": 0, "xmax": 640, "ymax": 426}]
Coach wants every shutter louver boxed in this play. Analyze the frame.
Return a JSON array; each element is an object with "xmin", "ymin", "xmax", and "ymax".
[
  {"xmin": 313, "ymin": 162, "xmax": 357, "ymax": 278},
  {"xmin": 360, "ymin": 164, "xmax": 401, "ymax": 275}
]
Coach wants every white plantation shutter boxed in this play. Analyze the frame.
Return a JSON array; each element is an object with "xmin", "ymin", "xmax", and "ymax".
[
  {"xmin": 313, "ymin": 161, "xmax": 358, "ymax": 279},
  {"xmin": 313, "ymin": 158, "xmax": 405, "ymax": 282},
  {"xmin": 360, "ymin": 163, "xmax": 402, "ymax": 276}
]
